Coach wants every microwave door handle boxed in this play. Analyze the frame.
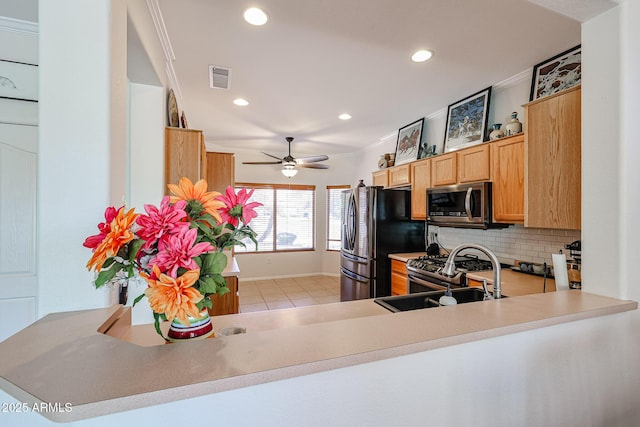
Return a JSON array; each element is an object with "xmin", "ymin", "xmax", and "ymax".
[{"xmin": 464, "ymin": 187, "xmax": 473, "ymax": 220}]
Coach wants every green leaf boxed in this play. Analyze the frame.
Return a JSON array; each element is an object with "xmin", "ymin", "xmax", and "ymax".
[
  {"xmin": 202, "ymin": 252, "xmax": 227, "ymax": 275},
  {"xmin": 132, "ymin": 292, "xmax": 146, "ymax": 307},
  {"xmin": 128, "ymin": 239, "xmax": 145, "ymax": 262},
  {"xmin": 94, "ymin": 267, "xmax": 118, "ymax": 288},
  {"xmin": 153, "ymin": 312, "xmax": 167, "ymax": 341},
  {"xmin": 198, "ymin": 276, "xmax": 217, "ymax": 294},
  {"xmin": 216, "ymin": 285, "xmax": 230, "ymax": 296},
  {"xmin": 197, "ymin": 298, "xmax": 213, "ymax": 310}
]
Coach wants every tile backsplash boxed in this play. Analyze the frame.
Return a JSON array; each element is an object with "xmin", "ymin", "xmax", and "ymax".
[{"xmin": 432, "ymin": 225, "xmax": 581, "ymax": 266}]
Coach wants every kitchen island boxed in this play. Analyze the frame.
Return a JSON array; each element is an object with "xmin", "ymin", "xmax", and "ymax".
[{"xmin": 0, "ymin": 288, "xmax": 635, "ymax": 423}]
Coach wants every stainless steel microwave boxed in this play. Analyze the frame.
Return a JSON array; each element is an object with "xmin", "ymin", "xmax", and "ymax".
[{"xmin": 427, "ymin": 182, "xmax": 504, "ymax": 229}]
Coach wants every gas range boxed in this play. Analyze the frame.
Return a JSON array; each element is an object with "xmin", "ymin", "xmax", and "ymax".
[{"xmin": 406, "ymin": 254, "xmax": 497, "ymax": 288}]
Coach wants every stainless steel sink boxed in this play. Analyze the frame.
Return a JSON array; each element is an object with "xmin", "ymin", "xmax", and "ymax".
[{"xmin": 374, "ymin": 288, "xmax": 507, "ymax": 313}]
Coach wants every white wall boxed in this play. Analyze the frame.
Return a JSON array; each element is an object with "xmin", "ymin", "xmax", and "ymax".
[{"xmin": 211, "ymin": 144, "xmax": 360, "ymax": 279}]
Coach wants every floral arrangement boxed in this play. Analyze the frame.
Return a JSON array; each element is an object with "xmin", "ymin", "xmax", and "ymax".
[{"xmin": 83, "ymin": 178, "xmax": 261, "ymax": 338}]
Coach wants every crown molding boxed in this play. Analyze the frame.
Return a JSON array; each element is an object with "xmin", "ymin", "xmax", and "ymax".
[
  {"xmin": 146, "ymin": 0, "xmax": 175, "ymax": 62},
  {"xmin": 0, "ymin": 16, "xmax": 38, "ymax": 35},
  {"xmin": 493, "ymin": 69, "xmax": 531, "ymax": 91}
]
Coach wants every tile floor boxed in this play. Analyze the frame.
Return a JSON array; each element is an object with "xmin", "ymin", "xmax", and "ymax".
[{"xmin": 239, "ymin": 275, "xmax": 341, "ymax": 313}]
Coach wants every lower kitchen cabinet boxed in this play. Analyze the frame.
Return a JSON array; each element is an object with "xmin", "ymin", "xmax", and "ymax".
[
  {"xmin": 208, "ymin": 276, "xmax": 239, "ymax": 316},
  {"xmin": 391, "ymin": 259, "xmax": 408, "ymax": 295}
]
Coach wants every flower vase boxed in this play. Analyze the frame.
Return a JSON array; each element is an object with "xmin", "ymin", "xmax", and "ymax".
[
  {"xmin": 505, "ymin": 112, "xmax": 522, "ymax": 136},
  {"xmin": 167, "ymin": 309, "xmax": 214, "ymax": 341}
]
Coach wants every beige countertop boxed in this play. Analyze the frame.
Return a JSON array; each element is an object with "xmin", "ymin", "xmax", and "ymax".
[
  {"xmin": 388, "ymin": 252, "xmax": 426, "ymax": 262},
  {"xmin": 466, "ymin": 269, "xmax": 556, "ymax": 296},
  {"xmin": 0, "ymin": 290, "xmax": 635, "ymax": 422}
]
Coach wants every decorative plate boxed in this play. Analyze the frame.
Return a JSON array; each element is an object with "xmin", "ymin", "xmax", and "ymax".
[{"xmin": 168, "ymin": 89, "xmax": 179, "ymax": 127}]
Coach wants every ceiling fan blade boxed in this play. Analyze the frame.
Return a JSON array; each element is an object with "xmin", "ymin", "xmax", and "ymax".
[
  {"xmin": 298, "ymin": 163, "xmax": 329, "ymax": 169},
  {"xmin": 295, "ymin": 155, "xmax": 329, "ymax": 164},
  {"xmin": 242, "ymin": 161, "xmax": 283, "ymax": 165},
  {"xmin": 262, "ymin": 152, "xmax": 284, "ymax": 161}
]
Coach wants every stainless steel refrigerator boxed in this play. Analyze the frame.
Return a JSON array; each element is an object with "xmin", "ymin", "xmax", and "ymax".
[{"xmin": 340, "ymin": 185, "xmax": 425, "ymax": 301}]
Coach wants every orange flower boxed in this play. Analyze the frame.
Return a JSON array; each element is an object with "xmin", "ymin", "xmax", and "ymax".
[
  {"xmin": 168, "ymin": 177, "xmax": 224, "ymax": 224},
  {"xmin": 141, "ymin": 265, "xmax": 203, "ymax": 325},
  {"xmin": 86, "ymin": 207, "xmax": 139, "ymax": 272}
]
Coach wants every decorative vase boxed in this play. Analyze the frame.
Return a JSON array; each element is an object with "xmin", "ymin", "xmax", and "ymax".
[
  {"xmin": 489, "ymin": 123, "xmax": 505, "ymax": 140},
  {"xmin": 167, "ymin": 309, "xmax": 214, "ymax": 341},
  {"xmin": 505, "ymin": 112, "xmax": 522, "ymax": 136}
]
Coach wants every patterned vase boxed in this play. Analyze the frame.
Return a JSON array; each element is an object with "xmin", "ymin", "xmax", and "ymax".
[
  {"xmin": 489, "ymin": 123, "xmax": 505, "ymax": 140},
  {"xmin": 167, "ymin": 309, "xmax": 214, "ymax": 341}
]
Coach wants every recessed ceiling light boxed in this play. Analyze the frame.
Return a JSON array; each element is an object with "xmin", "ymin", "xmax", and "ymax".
[
  {"xmin": 411, "ymin": 50, "xmax": 433, "ymax": 63},
  {"xmin": 243, "ymin": 7, "xmax": 268, "ymax": 26},
  {"xmin": 339, "ymin": 113, "xmax": 352, "ymax": 120},
  {"xmin": 233, "ymin": 98, "xmax": 249, "ymax": 106}
]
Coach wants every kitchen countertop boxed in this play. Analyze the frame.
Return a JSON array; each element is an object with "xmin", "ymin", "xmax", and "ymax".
[
  {"xmin": 466, "ymin": 269, "xmax": 556, "ymax": 296},
  {"xmin": 388, "ymin": 252, "xmax": 426, "ymax": 262},
  {"xmin": 0, "ymin": 289, "xmax": 635, "ymax": 422}
]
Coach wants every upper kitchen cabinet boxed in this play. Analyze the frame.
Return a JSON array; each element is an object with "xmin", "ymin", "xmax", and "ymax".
[
  {"xmin": 205, "ymin": 152, "xmax": 235, "ymax": 193},
  {"xmin": 165, "ymin": 127, "xmax": 206, "ymax": 193},
  {"xmin": 524, "ymin": 86, "xmax": 581, "ymax": 230},
  {"xmin": 410, "ymin": 158, "xmax": 431, "ymax": 220},
  {"xmin": 372, "ymin": 169, "xmax": 389, "ymax": 187},
  {"xmin": 387, "ymin": 163, "xmax": 411, "ymax": 187},
  {"xmin": 491, "ymin": 134, "xmax": 525, "ymax": 223},
  {"xmin": 457, "ymin": 144, "xmax": 490, "ymax": 183},
  {"xmin": 431, "ymin": 152, "xmax": 457, "ymax": 186},
  {"xmin": 431, "ymin": 144, "xmax": 490, "ymax": 187}
]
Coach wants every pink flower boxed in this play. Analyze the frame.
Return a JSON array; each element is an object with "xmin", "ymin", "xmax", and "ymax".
[
  {"xmin": 83, "ymin": 206, "xmax": 119, "ymax": 250},
  {"xmin": 216, "ymin": 186, "xmax": 262, "ymax": 227},
  {"xmin": 136, "ymin": 196, "xmax": 190, "ymax": 251},
  {"xmin": 148, "ymin": 228, "xmax": 214, "ymax": 277}
]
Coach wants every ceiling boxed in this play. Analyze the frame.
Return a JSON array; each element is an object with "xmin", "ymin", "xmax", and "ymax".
[
  {"xmin": 1, "ymin": 0, "xmax": 615, "ymax": 157},
  {"xmin": 157, "ymin": 0, "xmax": 586, "ymax": 156}
]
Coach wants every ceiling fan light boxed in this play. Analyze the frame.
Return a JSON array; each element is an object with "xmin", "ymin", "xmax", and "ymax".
[
  {"xmin": 281, "ymin": 163, "xmax": 298, "ymax": 178},
  {"xmin": 243, "ymin": 7, "xmax": 269, "ymax": 26},
  {"xmin": 233, "ymin": 98, "xmax": 249, "ymax": 106}
]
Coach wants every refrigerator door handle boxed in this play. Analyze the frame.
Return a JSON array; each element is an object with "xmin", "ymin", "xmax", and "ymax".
[{"xmin": 340, "ymin": 267, "xmax": 369, "ymax": 284}]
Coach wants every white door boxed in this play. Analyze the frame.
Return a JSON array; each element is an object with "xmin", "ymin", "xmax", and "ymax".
[{"xmin": 0, "ymin": 123, "xmax": 37, "ymax": 341}]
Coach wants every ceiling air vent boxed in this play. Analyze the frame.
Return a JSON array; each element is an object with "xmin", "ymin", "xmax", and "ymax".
[{"xmin": 209, "ymin": 65, "xmax": 231, "ymax": 89}]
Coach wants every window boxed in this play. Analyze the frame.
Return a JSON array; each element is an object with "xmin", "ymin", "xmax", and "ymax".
[
  {"xmin": 326, "ymin": 185, "xmax": 350, "ymax": 251},
  {"xmin": 235, "ymin": 183, "xmax": 315, "ymax": 253}
]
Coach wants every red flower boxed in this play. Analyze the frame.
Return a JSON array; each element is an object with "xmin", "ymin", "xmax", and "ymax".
[
  {"xmin": 148, "ymin": 228, "xmax": 214, "ymax": 277},
  {"xmin": 216, "ymin": 186, "xmax": 262, "ymax": 227},
  {"xmin": 83, "ymin": 206, "xmax": 119, "ymax": 250},
  {"xmin": 135, "ymin": 196, "xmax": 190, "ymax": 251}
]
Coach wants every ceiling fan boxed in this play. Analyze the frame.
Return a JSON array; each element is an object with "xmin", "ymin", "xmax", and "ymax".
[{"xmin": 242, "ymin": 137, "xmax": 329, "ymax": 177}]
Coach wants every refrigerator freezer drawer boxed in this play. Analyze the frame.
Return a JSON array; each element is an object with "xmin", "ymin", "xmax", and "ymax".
[
  {"xmin": 340, "ymin": 251, "xmax": 374, "ymax": 279},
  {"xmin": 340, "ymin": 267, "xmax": 374, "ymax": 301}
]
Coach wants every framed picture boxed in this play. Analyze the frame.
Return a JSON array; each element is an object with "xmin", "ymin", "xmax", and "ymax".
[
  {"xmin": 394, "ymin": 118, "xmax": 424, "ymax": 166},
  {"xmin": 0, "ymin": 60, "xmax": 38, "ymax": 102},
  {"xmin": 443, "ymin": 87, "xmax": 491, "ymax": 152},
  {"xmin": 530, "ymin": 45, "xmax": 581, "ymax": 101}
]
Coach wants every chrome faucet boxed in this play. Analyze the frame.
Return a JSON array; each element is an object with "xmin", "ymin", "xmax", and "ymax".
[{"xmin": 441, "ymin": 243, "xmax": 503, "ymax": 299}]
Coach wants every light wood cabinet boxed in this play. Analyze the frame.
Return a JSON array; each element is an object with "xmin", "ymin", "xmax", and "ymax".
[
  {"xmin": 205, "ymin": 152, "xmax": 235, "ymax": 193},
  {"xmin": 391, "ymin": 259, "xmax": 408, "ymax": 296},
  {"xmin": 524, "ymin": 86, "xmax": 581, "ymax": 230},
  {"xmin": 165, "ymin": 127, "xmax": 206, "ymax": 193},
  {"xmin": 372, "ymin": 169, "xmax": 389, "ymax": 187},
  {"xmin": 457, "ymin": 144, "xmax": 490, "ymax": 183},
  {"xmin": 387, "ymin": 163, "xmax": 411, "ymax": 187},
  {"xmin": 431, "ymin": 152, "xmax": 457, "ymax": 186},
  {"xmin": 491, "ymin": 134, "xmax": 525, "ymax": 223},
  {"xmin": 208, "ymin": 276, "xmax": 239, "ymax": 316},
  {"xmin": 410, "ymin": 158, "xmax": 431, "ymax": 220}
]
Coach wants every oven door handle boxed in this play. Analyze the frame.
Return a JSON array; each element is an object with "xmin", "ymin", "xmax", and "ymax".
[
  {"xmin": 464, "ymin": 187, "xmax": 473, "ymax": 221},
  {"xmin": 408, "ymin": 274, "xmax": 449, "ymax": 290}
]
